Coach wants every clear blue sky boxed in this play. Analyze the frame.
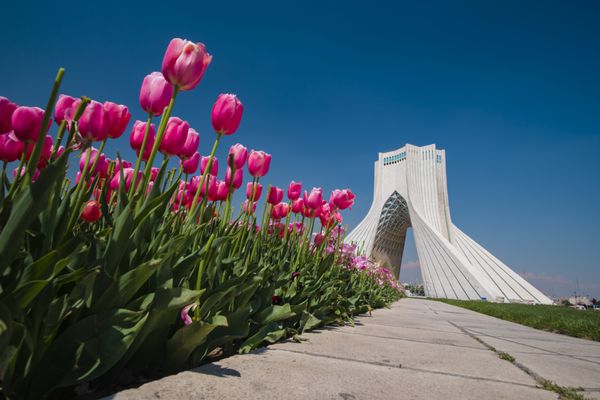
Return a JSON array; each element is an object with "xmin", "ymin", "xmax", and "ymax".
[{"xmin": 1, "ymin": 0, "xmax": 598, "ymax": 298}]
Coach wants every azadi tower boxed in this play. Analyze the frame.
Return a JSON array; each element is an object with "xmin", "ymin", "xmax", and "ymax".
[{"xmin": 346, "ymin": 144, "xmax": 552, "ymax": 304}]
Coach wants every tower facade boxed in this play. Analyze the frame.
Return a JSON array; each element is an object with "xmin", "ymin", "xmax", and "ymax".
[{"xmin": 346, "ymin": 144, "xmax": 552, "ymax": 304}]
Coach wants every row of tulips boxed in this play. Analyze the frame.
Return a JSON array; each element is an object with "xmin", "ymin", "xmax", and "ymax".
[{"xmin": 0, "ymin": 38, "xmax": 401, "ymax": 399}]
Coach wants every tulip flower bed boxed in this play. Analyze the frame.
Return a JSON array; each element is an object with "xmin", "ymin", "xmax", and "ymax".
[{"xmin": 0, "ymin": 38, "xmax": 402, "ymax": 399}]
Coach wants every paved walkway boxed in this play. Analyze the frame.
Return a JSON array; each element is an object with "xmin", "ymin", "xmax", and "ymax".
[{"xmin": 109, "ymin": 299, "xmax": 600, "ymax": 399}]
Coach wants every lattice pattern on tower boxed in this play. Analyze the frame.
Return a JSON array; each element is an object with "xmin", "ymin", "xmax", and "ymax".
[{"xmin": 372, "ymin": 191, "xmax": 411, "ymax": 257}]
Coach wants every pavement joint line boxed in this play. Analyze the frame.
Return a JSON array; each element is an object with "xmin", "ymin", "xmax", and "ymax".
[
  {"xmin": 448, "ymin": 320, "xmax": 593, "ymax": 400},
  {"xmin": 356, "ymin": 321, "xmax": 463, "ymax": 335},
  {"xmin": 463, "ymin": 328, "xmax": 600, "ymax": 367},
  {"xmin": 268, "ymin": 347, "xmax": 402, "ymax": 369},
  {"xmin": 269, "ymin": 347, "xmax": 541, "ymax": 389},
  {"xmin": 329, "ymin": 328, "xmax": 489, "ymax": 351}
]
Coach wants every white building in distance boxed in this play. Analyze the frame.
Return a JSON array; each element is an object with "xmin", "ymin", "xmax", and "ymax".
[{"xmin": 346, "ymin": 144, "xmax": 552, "ymax": 304}]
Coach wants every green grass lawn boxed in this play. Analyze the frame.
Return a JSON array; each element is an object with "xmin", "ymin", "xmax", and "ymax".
[{"xmin": 434, "ymin": 299, "xmax": 600, "ymax": 342}]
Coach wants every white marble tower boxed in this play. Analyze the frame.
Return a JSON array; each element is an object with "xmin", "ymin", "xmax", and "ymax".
[{"xmin": 346, "ymin": 144, "xmax": 552, "ymax": 304}]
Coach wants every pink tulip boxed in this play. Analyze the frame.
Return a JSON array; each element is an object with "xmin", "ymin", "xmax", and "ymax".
[
  {"xmin": 317, "ymin": 203, "xmax": 332, "ymax": 226},
  {"xmin": 302, "ymin": 204, "xmax": 314, "ymax": 218},
  {"xmin": 103, "ymin": 101, "xmax": 131, "ymax": 139},
  {"xmin": 246, "ymin": 182, "xmax": 263, "ymax": 201},
  {"xmin": 181, "ymin": 303, "xmax": 197, "ymax": 326},
  {"xmin": 175, "ymin": 181, "xmax": 192, "ymax": 206},
  {"xmin": 11, "ymin": 106, "xmax": 47, "ymax": 143},
  {"xmin": 80, "ymin": 200, "xmax": 102, "ymax": 223},
  {"xmin": 330, "ymin": 189, "xmax": 355, "ymax": 210},
  {"xmin": 182, "ymin": 151, "xmax": 200, "ymax": 174},
  {"xmin": 206, "ymin": 175, "xmax": 219, "ymax": 201},
  {"xmin": 25, "ymin": 134, "xmax": 53, "ymax": 168},
  {"xmin": 130, "ymin": 120, "xmax": 156, "ymax": 161},
  {"xmin": 139, "ymin": 72, "xmax": 174, "ymax": 116},
  {"xmin": 150, "ymin": 167, "xmax": 160, "ymax": 181},
  {"xmin": 247, "ymin": 150, "xmax": 272, "ymax": 177},
  {"xmin": 291, "ymin": 198, "xmax": 304, "ymax": 214},
  {"xmin": 0, "ymin": 132, "xmax": 24, "ymax": 162},
  {"xmin": 200, "ymin": 155, "xmax": 218, "ymax": 176},
  {"xmin": 212, "ymin": 94, "xmax": 243, "ymax": 135},
  {"xmin": 271, "ymin": 202, "xmax": 290, "ymax": 220},
  {"xmin": 78, "ymin": 100, "xmax": 108, "ymax": 141},
  {"xmin": 228, "ymin": 143, "xmax": 248, "ymax": 169},
  {"xmin": 0, "ymin": 97, "xmax": 17, "ymax": 135},
  {"xmin": 110, "ymin": 167, "xmax": 139, "ymax": 192},
  {"xmin": 225, "ymin": 167, "xmax": 243, "ymax": 190},
  {"xmin": 161, "ymin": 38, "xmax": 212, "ymax": 91},
  {"xmin": 54, "ymin": 145, "xmax": 65, "ymax": 159},
  {"xmin": 215, "ymin": 180, "xmax": 229, "ymax": 201},
  {"xmin": 54, "ymin": 95, "xmax": 77, "ymax": 125},
  {"xmin": 191, "ymin": 174, "xmax": 217, "ymax": 198},
  {"xmin": 179, "ymin": 128, "xmax": 199, "ymax": 160},
  {"xmin": 79, "ymin": 147, "xmax": 107, "ymax": 176},
  {"xmin": 305, "ymin": 187, "xmax": 323, "ymax": 210},
  {"xmin": 159, "ymin": 117, "xmax": 189, "ymax": 156},
  {"xmin": 243, "ymin": 199, "xmax": 257, "ymax": 214},
  {"xmin": 289, "ymin": 222, "xmax": 305, "ymax": 235},
  {"xmin": 13, "ymin": 166, "xmax": 39, "ymax": 182},
  {"xmin": 287, "ymin": 181, "xmax": 302, "ymax": 201},
  {"xmin": 267, "ymin": 186, "xmax": 284, "ymax": 205},
  {"xmin": 314, "ymin": 233, "xmax": 325, "ymax": 246}
]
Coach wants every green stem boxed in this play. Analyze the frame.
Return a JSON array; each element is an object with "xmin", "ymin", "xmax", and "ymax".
[
  {"xmin": 129, "ymin": 112, "xmax": 153, "ymax": 198},
  {"xmin": 141, "ymin": 87, "xmax": 179, "ymax": 189},
  {"xmin": 26, "ymin": 68, "xmax": 64, "ymax": 179},
  {"xmin": 65, "ymin": 97, "xmax": 91, "ymax": 148},
  {"xmin": 50, "ymin": 120, "xmax": 68, "ymax": 161},
  {"xmin": 7, "ymin": 144, "xmax": 29, "ymax": 199},
  {"xmin": 188, "ymin": 133, "xmax": 222, "ymax": 220}
]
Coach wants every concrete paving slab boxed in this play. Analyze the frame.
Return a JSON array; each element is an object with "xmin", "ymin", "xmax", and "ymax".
[
  {"xmin": 325, "ymin": 322, "xmax": 487, "ymax": 350},
  {"xmin": 108, "ymin": 298, "xmax": 600, "ymax": 399},
  {"xmin": 269, "ymin": 326, "xmax": 536, "ymax": 385},
  {"xmin": 510, "ymin": 351, "xmax": 600, "ymax": 389},
  {"xmin": 108, "ymin": 348, "xmax": 555, "ymax": 400}
]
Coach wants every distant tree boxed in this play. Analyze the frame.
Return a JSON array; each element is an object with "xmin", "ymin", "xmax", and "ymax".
[
  {"xmin": 561, "ymin": 299, "xmax": 571, "ymax": 307},
  {"xmin": 592, "ymin": 298, "xmax": 597, "ymax": 305}
]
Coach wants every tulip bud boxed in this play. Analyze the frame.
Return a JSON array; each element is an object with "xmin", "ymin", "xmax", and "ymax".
[
  {"xmin": 130, "ymin": 120, "xmax": 156, "ymax": 161},
  {"xmin": 182, "ymin": 151, "xmax": 200, "ymax": 174},
  {"xmin": 287, "ymin": 181, "xmax": 302, "ymax": 201},
  {"xmin": 180, "ymin": 128, "xmax": 199, "ymax": 159},
  {"xmin": 11, "ymin": 106, "xmax": 47, "ymax": 143},
  {"xmin": 271, "ymin": 202, "xmax": 290, "ymax": 219},
  {"xmin": 228, "ymin": 143, "xmax": 248, "ymax": 169},
  {"xmin": 330, "ymin": 188, "xmax": 355, "ymax": 210},
  {"xmin": 78, "ymin": 100, "xmax": 108, "ymax": 141},
  {"xmin": 200, "ymin": 155, "xmax": 218, "ymax": 176},
  {"xmin": 139, "ymin": 72, "xmax": 174, "ymax": 116},
  {"xmin": 215, "ymin": 180, "xmax": 229, "ymax": 201},
  {"xmin": 161, "ymin": 38, "xmax": 212, "ymax": 91},
  {"xmin": 79, "ymin": 147, "xmax": 107, "ymax": 176},
  {"xmin": 0, "ymin": 97, "xmax": 17, "ymax": 135},
  {"xmin": 159, "ymin": 117, "xmax": 189, "ymax": 157},
  {"xmin": 246, "ymin": 182, "xmax": 263, "ymax": 201},
  {"xmin": 54, "ymin": 95, "xmax": 77, "ymax": 125},
  {"xmin": 291, "ymin": 198, "xmax": 304, "ymax": 214},
  {"xmin": 103, "ymin": 101, "xmax": 131, "ymax": 139},
  {"xmin": 225, "ymin": 167, "xmax": 243, "ymax": 190},
  {"xmin": 243, "ymin": 199, "xmax": 257, "ymax": 214},
  {"xmin": 212, "ymin": 94, "xmax": 243, "ymax": 135},
  {"xmin": 267, "ymin": 186, "xmax": 284, "ymax": 205},
  {"xmin": 80, "ymin": 200, "xmax": 102, "ymax": 223},
  {"xmin": 247, "ymin": 150, "xmax": 272, "ymax": 177},
  {"xmin": 0, "ymin": 132, "xmax": 24, "ymax": 162},
  {"xmin": 305, "ymin": 187, "xmax": 323, "ymax": 210},
  {"xmin": 24, "ymin": 134, "xmax": 53, "ymax": 168}
]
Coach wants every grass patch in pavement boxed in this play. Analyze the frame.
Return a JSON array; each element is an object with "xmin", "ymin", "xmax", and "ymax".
[{"xmin": 433, "ymin": 299, "xmax": 600, "ymax": 342}]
